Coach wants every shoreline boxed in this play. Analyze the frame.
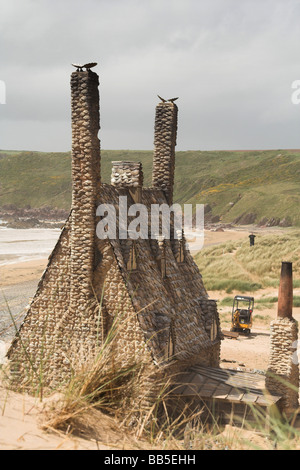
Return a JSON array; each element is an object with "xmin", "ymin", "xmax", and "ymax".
[{"xmin": 0, "ymin": 225, "xmax": 294, "ymax": 286}]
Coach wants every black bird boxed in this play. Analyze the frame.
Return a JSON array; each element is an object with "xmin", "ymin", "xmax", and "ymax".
[
  {"xmin": 72, "ymin": 63, "xmax": 84, "ymax": 71},
  {"xmin": 71, "ymin": 62, "xmax": 97, "ymax": 72},
  {"xmin": 84, "ymin": 62, "xmax": 97, "ymax": 70},
  {"xmin": 157, "ymin": 95, "xmax": 167, "ymax": 102},
  {"xmin": 168, "ymin": 97, "xmax": 179, "ymax": 103}
]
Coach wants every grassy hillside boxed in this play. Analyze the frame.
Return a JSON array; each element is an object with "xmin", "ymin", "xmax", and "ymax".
[
  {"xmin": 1, "ymin": 149, "xmax": 300, "ymax": 225},
  {"xmin": 174, "ymin": 150, "xmax": 300, "ymax": 226},
  {"xmin": 194, "ymin": 231, "xmax": 300, "ymax": 293},
  {"xmin": 0, "ymin": 150, "xmax": 153, "ymax": 210}
]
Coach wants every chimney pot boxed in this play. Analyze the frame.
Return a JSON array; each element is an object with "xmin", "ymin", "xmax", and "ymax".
[{"xmin": 111, "ymin": 161, "xmax": 143, "ymax": 203}]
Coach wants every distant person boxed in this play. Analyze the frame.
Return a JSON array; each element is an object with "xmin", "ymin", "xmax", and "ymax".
[{"xmin": 249, "ymin": 233, "xmax": 256, "ymax": 247}]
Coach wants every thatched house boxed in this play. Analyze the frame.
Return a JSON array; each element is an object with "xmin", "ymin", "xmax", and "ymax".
[{"xmin": 7, "ymin": 66, "xmax": 222, "ymax": 395}]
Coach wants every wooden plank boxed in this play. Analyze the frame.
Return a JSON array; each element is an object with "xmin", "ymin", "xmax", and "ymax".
[
  {"xmin": 198, "ymin": 379, "xmax": 220, "ymax": 398},
  {"xmin": 228, "ymin": 377, "xmax": 264, "ymax": 388},
  {"xmin": 223, "ymin": 372, "xmax": 265, "ymax": 391},
  {"xmin": 222, "ymin": 330, "xmax": 239, "ymax": 339},
  {"xmin": 203, "ymin": 370, "xmax": 263, "ymax": 397},
  {"xmin": 226, "ymin": 389, "xmax": 245, "ymax": 402},
  {"xmin": 191, "ymin": 369, "xmax": 259, "ymax": 395},
  {"xmin": 227, "ymin": 372, "xmax": 265, "ymax": 385},
  {"xmin": 241, "ymin": 393, "xmax": 259, "ymax": 404},
  {"xmin": 224, "ymin": 369, "xmax": 263, "ymax": 381},
  {"xmin": 192, "ymin": 366, "xmax": 263, "ymax": 385},
  {"xmin": 230, "ymin": 370, "xmax": 264, "ymax": 380},
  {"xmin": 181, "ymin": 382, "xmax": 202, "ymax": 396},
  {"xmin": 202, "ymin": 370, "xmax": 267, "ymax": 398},
  {"xmin": 190, "ymin": 373, "xmax": 206, "ymax": 386},
  {"xmin": 172, "ymin": 373, "xmax": 198, "ymax": 395},
  {"xmin": 170, "ymin": 383, "xmax": 188, "ymax": 395},
  {"xmin": 256, "ymin": 394, "xmax": 281, "ymax": 406},
  {"xmin": 225, "ymin": 378, "xmax": 262, "ymax": 393},
  {"xmin": 227, "ymin": 382, "xmax": 264, "ymax": 395},
  {"xmin": 192, "ymin": 368, "xmax": 231, "ymax": 383},
  {"xmin": 171, "ymin": 366, "xmax": 282, "ymax": 405},
  {"xmin": 213, "ymin": 383, "xmax": 232, "ymax": 399},
  {"xmin": 179, "ymin": 372, "xmax": 198, "ymax": 384}
]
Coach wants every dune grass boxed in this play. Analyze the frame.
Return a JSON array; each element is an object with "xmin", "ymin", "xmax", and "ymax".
[
  {"xmin": 195, "ymin": 231, "xmax": 300, "ymax": 293},
  {"xmin": 3, "ymin": 293, "xmax": 300, "ymax": 449}
]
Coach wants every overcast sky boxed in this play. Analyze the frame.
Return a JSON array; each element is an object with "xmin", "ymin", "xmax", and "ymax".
[{"xmin": 1, "ymin": 0, "xmax": 300, "ymax": 152}]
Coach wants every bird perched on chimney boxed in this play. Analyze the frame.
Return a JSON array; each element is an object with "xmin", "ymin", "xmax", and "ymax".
[
  {"xmin": 168, "ymin": 97, "xmax": 179, "ymax": 103},
  {"xmin": 157, "ymin": 95, "xmax": 167, "ymax": 102},
  {"xmin": 71, "ymin": 62, "xmax": 97, "ymax": 72},
  {"xmin": 84, "ymin": 62, "xmax": 97, "ymax": 70}
]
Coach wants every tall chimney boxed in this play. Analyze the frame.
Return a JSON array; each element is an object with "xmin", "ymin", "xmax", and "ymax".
[
  {"xmin": 277, "ymin": 262, "xmax": 293, "ymax": 319},
  {"xmin": 70, "ymin": 68, "xmax": 101, "ymax": 305},
  {"xmin": 152, "ymin": 100, "xmax": 178, "ymax": 205},
  {"xmin": 266, "ymin": 262, "xmax": 299, "ymax": 413}
]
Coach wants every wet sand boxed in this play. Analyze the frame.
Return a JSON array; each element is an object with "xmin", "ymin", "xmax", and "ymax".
[
  {"xmin": 0, "ymin": 259, "xmax": 48, "ymax": 287},
  {"xmin": 0, "ymin": 259, "xmax": 48, "ymax": 342}
]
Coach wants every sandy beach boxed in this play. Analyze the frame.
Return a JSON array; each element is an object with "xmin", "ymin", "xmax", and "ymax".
[{"xmin": 0, "ymin": 258, "xmax": 48, "ymax": 287}]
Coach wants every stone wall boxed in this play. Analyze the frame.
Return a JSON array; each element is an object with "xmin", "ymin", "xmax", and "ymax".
[
  {"xmin": 152, "ymin": 101, "xmax": 178, "ymax": 205},
  {"xmin": 8, "ymin": 219, "xmax": 73, "ymax": 389},
  {"xmin": 7, "ymin": 220, "xmax": 157, "ymax": 392},
  {"xmin": 266, "ymin": 318, "xmax": 299, "ymax": 411}
]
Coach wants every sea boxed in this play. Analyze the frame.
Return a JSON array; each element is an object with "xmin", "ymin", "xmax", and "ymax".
[{"xmin": 0, "ymin": 224, "xmax": 62, "ymax": 353}]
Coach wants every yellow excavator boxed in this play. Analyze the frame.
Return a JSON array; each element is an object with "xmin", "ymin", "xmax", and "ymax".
[{"xmin": 231, "ymin": 295, "xmax": 254, "ymax": 336}]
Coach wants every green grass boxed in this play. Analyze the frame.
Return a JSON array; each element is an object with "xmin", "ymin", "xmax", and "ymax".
[
  {"xmin": 1, "ymin": 149, "xmax": 300, "ymax": 225},
  {"xmin": 195, "ymin": 231, "xmax": 300, "ymax": 293}
]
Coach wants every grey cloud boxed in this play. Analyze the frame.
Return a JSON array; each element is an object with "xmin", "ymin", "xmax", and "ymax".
[{"xmin": 1, "ymin": 0, "xmax": 300, "ymax": 151}]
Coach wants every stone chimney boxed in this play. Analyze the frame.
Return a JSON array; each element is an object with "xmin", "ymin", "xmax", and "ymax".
[
  {"xmin": 111, "ymin": 161, "xmax": 143, "ymax": 203},
  {"xmin": 266, "ymin": 262, "xmax": 299, "ymax": 412},
  {"xmin": 70, "ymin": 68, "xmax": 101, "ymax": 305},
  {"xmin": 152, "ymin": 100, "xmax": 178, "ymax": 205},
  {"xmin": 277, "ymin": 261, "xmax": 293, "ymax": 320}
]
